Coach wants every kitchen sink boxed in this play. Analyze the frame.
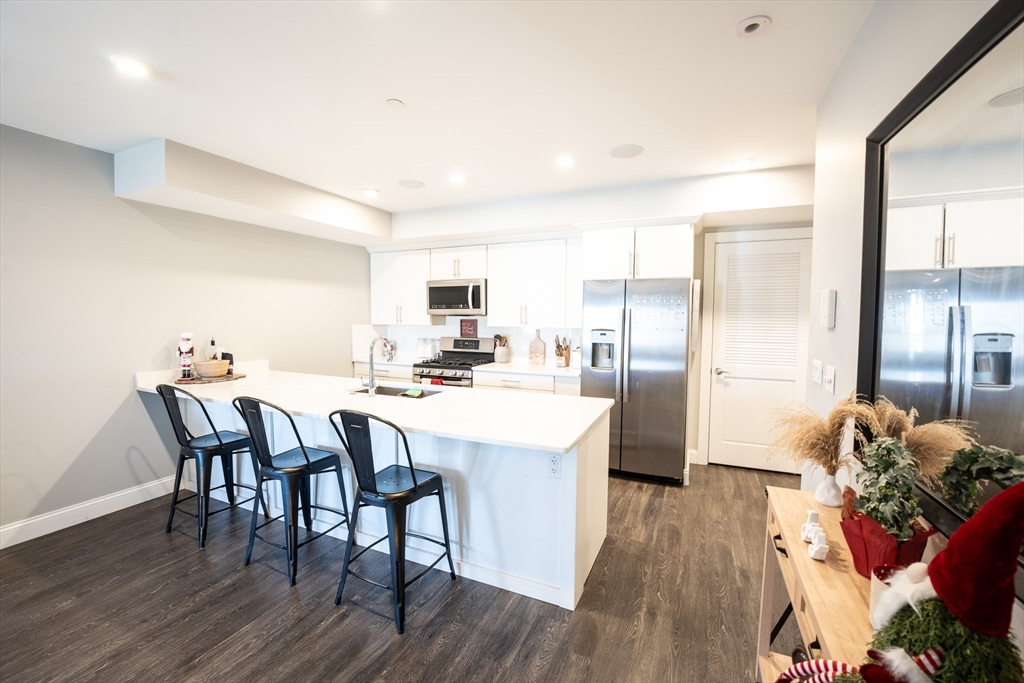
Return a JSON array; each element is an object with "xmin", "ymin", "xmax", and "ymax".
[{"xmin": 351, "ymin": 386, "xmax": 439, "ymax": 398}]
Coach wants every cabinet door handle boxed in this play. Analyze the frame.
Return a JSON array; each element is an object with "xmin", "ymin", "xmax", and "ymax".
[
  {"xmin": 934, "ymin": 234, "xmax": 942, "ymax": 267},
  {"xmin": 500, "ymin": 379, "xmax": 521, "ymax": 384},
  {"xmin": 634, "ymin": 251, "xmax": 639, "ymax": 277},
  {"xmin": 396, "ymin": 306, "xmax": 399, "ymax": 323},
  {"xmin": 947, "ymin": 233, "xmax": 955, "ymax": 266},
  {"xmin": 627, "ymin": 251, "xmax": 633, "ymax": 278},
  {"xmin": 523, "ymin": 305, "xmax": 528, "ymax": 324},
  {"xmin": 772, "ymin": 533, "xmax": 788, "ymax": 558},
  {"xmin": 520, "ymin": 305, "xmax": 524, "ymax": 325}
]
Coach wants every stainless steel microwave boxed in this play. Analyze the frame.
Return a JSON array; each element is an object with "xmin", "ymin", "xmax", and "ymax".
[{"xmin": 426, "ymin": 279, "xmax": 487, "ymax": 316}]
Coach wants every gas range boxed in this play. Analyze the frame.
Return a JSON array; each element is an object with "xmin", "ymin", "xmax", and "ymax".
[{"xmin": 413, "ymin": 337, "xmax": 495, "ymax": 387}]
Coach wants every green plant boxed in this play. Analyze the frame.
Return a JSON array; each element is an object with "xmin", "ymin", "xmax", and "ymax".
[
  {"xmin": 938, "ymin": 444, "xmax": 1024, "ymax": 517},
  {"xmin": 854, "ymin": 437, "xmax": 922, "ymax": 541}
]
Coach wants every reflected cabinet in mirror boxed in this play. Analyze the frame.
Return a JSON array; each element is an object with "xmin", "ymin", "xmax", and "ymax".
[{"xmin": 858, "ymin": 0, "xmax": 1023, "ymax": 550}]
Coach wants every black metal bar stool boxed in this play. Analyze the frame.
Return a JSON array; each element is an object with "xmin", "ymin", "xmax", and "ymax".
[
  {"xmin": 233, "ymin": 396, "xmax": 350, "ymax": 586},
  {"xmin": 329, "ymin": 409, "xmax": 456, "ymax": 634},
  {"xmin": 156, "ymin": 384, "xmax": 265, "ymax": 549}
]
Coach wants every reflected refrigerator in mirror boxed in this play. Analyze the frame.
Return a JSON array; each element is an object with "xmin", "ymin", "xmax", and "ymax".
[
  {"xmin": 581, "ymin": 278, "xmax": 689, "ymax": 481},
  {"xmin": 879, "ymin": 266, "xmax": 1023, "ymax": 453}
]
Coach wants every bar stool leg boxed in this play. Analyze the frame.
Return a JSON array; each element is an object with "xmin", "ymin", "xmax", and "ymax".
[
  {"xmin": 221, "ymin": 452, "xmax": 236, "ymax": 505},
  {"xmin": 299, "ymin": 475, "xmax": 313, "ymax": 530},
  {"xmin": 333, "ymin": 463, "xmax": 350, "ymax": 521},
  {"xmin": 245, "ymin": 475, "xmax": 265, "ymax": 566},
  {"xmin": 335, "ymin": 500, "xmax": 361, "ymax": 605},
  {"xmin": 166, "ymin": 452, "xmax": 187, "ymax": 534},
  {"xmin": 196, "ymin": 454, "xmax": 214, "ymax": 549},
  {"xmin": 385, "ymin": 503, "xmax": 408, "ymax": 634},
  {"xmin": 281, "ymin": 477, "xmax": 301, "ymax": 586},
  {"xmin": 436, "ymin": 486, "xmax": 456, "ymax": 580}
]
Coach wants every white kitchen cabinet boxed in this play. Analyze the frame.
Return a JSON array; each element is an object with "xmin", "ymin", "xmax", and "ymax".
[
  {"xmin": 487, "ymin": 239, "xmax": 567, "ymax": 328},
  {"xmin": 633, "ymin": 224, "xmax": 694, "ymax": 279},
  {"xmin": 582, "ymin": 225, "xmax": 693, "ymax": 280},
  {"xmin": 582, "ymin": 227, "xmax": 636, "ymax": 280},
  {"xmin": 885, "ymin": 205, "xmax": 945, "ymax": 270},
  {"xmin": 565, "ymin": 237, "xmax": 583, "ymax": 328},
  {"xmin": 370, "ymin": 249, "xmax": 431, "ymax": 325},
  {"xmin": 474, "ymin": 371, "xmax": 555, "ymax": 393},
  {"xmin": 430, "ymin": 245, "xmax": 487, "ymax": 279},
  {"xmin": 352, "ymin": 362, "xmax": 414, "ymax": 382},
  {"xmin": 944, "ymin": 198, "xmax": 1024, "ymax": 268}
]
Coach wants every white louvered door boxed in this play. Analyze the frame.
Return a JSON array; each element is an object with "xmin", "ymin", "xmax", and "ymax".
[{"xmin": 708, "ymin": 238, "xmax": 811, "ymax": 472}]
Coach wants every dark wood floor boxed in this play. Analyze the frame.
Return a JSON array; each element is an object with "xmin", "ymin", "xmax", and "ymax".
[{"xmin": 0, "ymin": 465, "xmax": 798, "ymax": 683}]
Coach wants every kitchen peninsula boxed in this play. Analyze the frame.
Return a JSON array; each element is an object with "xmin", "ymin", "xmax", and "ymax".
[{"xmin": 135, "ymin": 361, "xmax": 612, "ymax": 609}]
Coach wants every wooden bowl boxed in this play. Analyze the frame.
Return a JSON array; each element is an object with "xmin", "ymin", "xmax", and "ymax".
[{"xmin": 193, "ymin": 359, "xmax": 230, "ymax": 379}]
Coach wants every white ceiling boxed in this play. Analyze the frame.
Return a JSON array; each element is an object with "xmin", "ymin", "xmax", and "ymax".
[
  {"xmin": 0, "ymin": 1, "xmax": 873, "ymax": 213},
  {"xmin": 891, "ymin": 23, "xmax": 1023, "ymax": 154}
]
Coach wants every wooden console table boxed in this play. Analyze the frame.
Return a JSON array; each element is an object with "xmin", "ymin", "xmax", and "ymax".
[{"xmin": 756, "ymin": 487, "xmax": 874, "ymax": 682}]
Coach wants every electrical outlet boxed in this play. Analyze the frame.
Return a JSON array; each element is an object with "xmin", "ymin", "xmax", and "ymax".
[
  {"xmin": 812, "ymin": 359, "xmax": 822, "ymax": 384},
  {"xmin": 549, "ymin": 454, "xmax": 561, "ymax": 478},
  {"xmin": 824, "ymin": 365, "xmax": 836, "ymax": 395}
]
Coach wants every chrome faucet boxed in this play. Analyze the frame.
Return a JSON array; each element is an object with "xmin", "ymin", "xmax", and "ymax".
[{"xmin": 367, "ymin": 336, "xmax": 387, "ymax": 396}]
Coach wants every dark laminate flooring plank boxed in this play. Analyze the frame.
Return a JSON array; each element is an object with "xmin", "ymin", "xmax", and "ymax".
[{"xmin": 0, "ymin": 465, "xmax": 799, "ymax": 683}]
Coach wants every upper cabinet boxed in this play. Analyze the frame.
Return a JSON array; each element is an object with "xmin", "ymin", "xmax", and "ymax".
[
  {"xmin": 633, "ymin": 224, "xmax": 694, "ymax": 279},
  {"xmin": 944, "ymin": 198, "xmax": 1024, "ymax": 268},
  {"xmin": 886, "ymin": 198, "xmax": 1024, "ymax": 270},
  {"xmin": 885, "ymin": 205, "xmax": 945, "ymax": 270},
  {"xmin": 582, "ymin": 227, "xmax": 636, "ymax": 279},
  {"xmin": 487, "ymin": 239, "xmax": 567, "ymax": 328},
  {"xmin": 370, "ymin": 250, "xmax": 431, "ymax": 325},
  {"xmin": 430, "ymin": 245, "xmax": 487, "ymax": 280},
  {"xmin": 565, "ymin": 238, "xmax": 583, "ymax": 329},
  {"xmin": 582, "ymin": 225, "xmax": 693, "ymax": 280}
]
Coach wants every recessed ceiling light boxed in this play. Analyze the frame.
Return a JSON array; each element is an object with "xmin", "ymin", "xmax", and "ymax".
[
  {"xmin": 989, "ymin": 87, "xmax": 1024, "ymax": 108},
  {"xmin": 734, "ymin": 15, "xmax": 771, "ymax": 38},
  {"xmin": 555, "ymin": 155, "xmax": 575, "ymax": 169},
  {"xmin": 398, "ymin": 179, "xmax": 426, "ymax": 189},
  {"xmin": 109, "ymin": 54, "xmax": 150, "ymax": 78},
  {"xmin": 732, "ymin": 158, "xmax": 754, "ymax": 171},
  {"xmin": 609, "ymin": 144, "xmax": 644, "ymax": 159},
  {"xmin": 362, "ymin": 188, "xmax": 380, "ymax": 199},
  {"xmin": 448, "ymin": 173, "xmax": 466, "ymax": 185},
  {"xmin": 386, "ymin": 98, "xmax": 405, "ymax": 109}
]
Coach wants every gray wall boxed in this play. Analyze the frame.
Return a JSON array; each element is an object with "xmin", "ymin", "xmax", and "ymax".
[{"xmin": 0, "ymin": 125, "xmax": 370, "ymax": 527}]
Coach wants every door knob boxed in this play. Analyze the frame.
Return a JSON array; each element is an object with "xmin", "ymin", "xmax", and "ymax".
[{"xmin": 715, "ymin": 367, "xmax": 729, "ymax": 375}]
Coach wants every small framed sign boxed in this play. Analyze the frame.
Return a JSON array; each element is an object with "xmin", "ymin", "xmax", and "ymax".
[{"xmin": 460, "ymin": 318, "xmax": 478, "ymax": 338}]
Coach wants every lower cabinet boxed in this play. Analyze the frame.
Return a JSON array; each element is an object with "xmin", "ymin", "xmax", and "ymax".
[
  {"xmin": 352, "ymin": 362, "xmax": 414, "ymax": 382},
  {"xmin": 474, "ymin": 371, "xmax": 555, "ymax": 393}
]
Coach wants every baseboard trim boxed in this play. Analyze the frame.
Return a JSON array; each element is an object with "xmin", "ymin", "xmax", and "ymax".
[{"xmin": 0, "ymin": 476, "xmax": 176, "ymax": 550}]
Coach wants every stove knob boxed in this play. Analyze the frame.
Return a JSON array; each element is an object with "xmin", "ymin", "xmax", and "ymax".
[{"xmin": 447, "ymin": 370, "xmax": 457, "ymax": 377}]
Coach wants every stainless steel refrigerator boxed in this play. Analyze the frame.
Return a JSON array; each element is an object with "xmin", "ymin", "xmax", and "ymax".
[
  {"xmin": 879, "ymin": 267, "xmax": 1024, "ymax": 452},
  {"xmin": 581, "ymin": 279, "xmax": 689, "ymax": 480}
]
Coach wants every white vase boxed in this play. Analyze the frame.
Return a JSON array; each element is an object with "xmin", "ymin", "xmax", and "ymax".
[{"xmin": 815, "ymin": 474, "xmax": 843, "ymax": 507}]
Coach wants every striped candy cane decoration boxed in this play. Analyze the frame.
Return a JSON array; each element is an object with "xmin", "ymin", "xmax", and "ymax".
[{"xmin": 774, "ymin": 659, "xmax": 857, "ymax": 683}]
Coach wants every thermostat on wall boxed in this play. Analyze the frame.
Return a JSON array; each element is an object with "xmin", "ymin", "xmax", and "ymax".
[{"xmin": 819, "ymin": 289, "xmax": 837, "ymax": 329}]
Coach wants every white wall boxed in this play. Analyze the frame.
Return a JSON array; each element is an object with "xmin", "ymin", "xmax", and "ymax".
[
  {"xmin": 804, "ymin": 1, "xmax": 995, "ymax": 490},
  {"xmin": 0, "ymin": 125, "xmax": 370, "ymax": 530},
  {"xmin": 392, "ymin": 165, "xmax": 814, "ymax": 241}
]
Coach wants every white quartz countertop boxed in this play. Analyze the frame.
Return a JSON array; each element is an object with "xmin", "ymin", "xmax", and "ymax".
[
  {"xmin": 136, "ymin": 364, "xmax": 610, "ymax": 454},
  {"xmin": 474, "ymin": 358, "xmax": 581, "ymax": 378}
]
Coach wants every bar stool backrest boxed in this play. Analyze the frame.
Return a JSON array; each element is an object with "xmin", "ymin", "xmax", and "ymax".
[
  {"xmin": 233, "ymin": 396, "xmax": 311, "ymax": 470},
  {"xmin": 156, "ymin": 384, "xmax": 222, "ymax": 448},
  {"xmin": 329, "ymin": 410, "xmax": 418, "ymax": 494}
]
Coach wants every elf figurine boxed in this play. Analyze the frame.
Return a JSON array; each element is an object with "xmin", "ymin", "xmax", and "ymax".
[{"xmin": 775, "ymin": 481, "xmax": 1024, "ymax": 683}]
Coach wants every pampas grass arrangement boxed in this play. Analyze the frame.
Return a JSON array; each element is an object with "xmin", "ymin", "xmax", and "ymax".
[{"xmin": 770, "ymin": 393, "xmax": 973, "ymax": 476}]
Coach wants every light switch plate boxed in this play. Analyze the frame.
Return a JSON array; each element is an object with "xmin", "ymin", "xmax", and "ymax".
[
  {"xmin": 812, "ymin": 359, "xmax": 823, "ymax": 384},
  {"xmin": 824, "ymin": 365, "xmax": 836, "ymax": 395}
]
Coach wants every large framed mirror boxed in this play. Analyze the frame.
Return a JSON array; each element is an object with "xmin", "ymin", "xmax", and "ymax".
[{"xmin": 858, "ymin": 0, "xmax": 1023, "ymax": 597}]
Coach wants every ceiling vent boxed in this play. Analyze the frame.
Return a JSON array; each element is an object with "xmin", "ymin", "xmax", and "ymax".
[{"xmin": 735, "ymin": 15, "xmax": 772, "ymax": 38}]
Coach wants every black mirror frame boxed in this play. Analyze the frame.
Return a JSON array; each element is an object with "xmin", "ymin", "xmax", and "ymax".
[
  {"xmin": 855, "ymin": 0, "xmax": 1024, "ymax": 598},
  {"xmin": 857, "ymin": 0, "xmax": 1024, "ymax": 400}
]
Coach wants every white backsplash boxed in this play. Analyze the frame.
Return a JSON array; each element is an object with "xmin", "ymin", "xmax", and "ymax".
[{"xmin": 387, "ymin": 320, "xmax": 581, "ymax": 363}]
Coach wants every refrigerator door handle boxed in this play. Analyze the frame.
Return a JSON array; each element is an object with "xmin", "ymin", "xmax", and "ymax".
[
  {"xmin": 961, "ymin": 305, "xmax": 973, "ymax": 421},
  {"xmin": 623, "ymin": 308, "xmax": 632, "ymax": 403},
  {"xmin": 949, "ymin": 305, "xmax": 962, "ymax": 419}
]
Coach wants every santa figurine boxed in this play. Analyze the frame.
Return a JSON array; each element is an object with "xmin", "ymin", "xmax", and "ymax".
[
  {"xmin": 775, "ymin": 481, "xmax": 1024, "ymax": 683},
  {"xmin": 178, "ymin": 332, "xmax": 195, "ymax": 381}
]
